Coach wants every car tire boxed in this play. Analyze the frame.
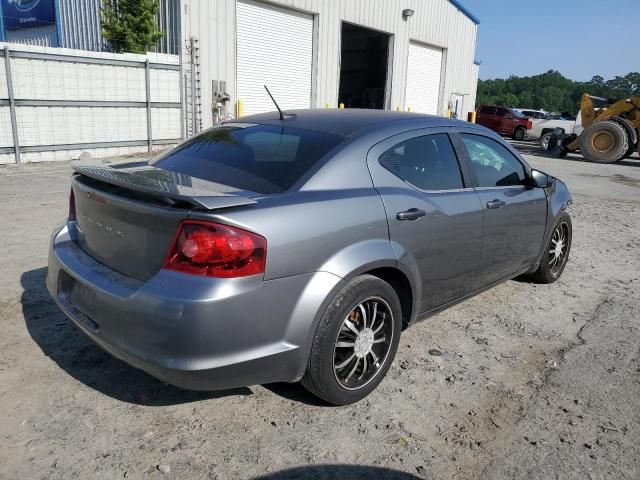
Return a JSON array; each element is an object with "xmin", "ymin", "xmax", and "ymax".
[
  {"xmin": 529, "ymin": 213, "xmax": 572, "ymax": 284},
  {"xmin": 301, "ymin": 275, "xmax": 402, "ymax": 405},
  {"xmin": 539, "ymin": 132, "xmax": 553, "ymax": 150},
  {"xmin": 512, "ymin": 127, "xmax": 526, "ymax": 141},
  {"xmin": 579, "ymin": 120, "xmax": 629, "ymax": 163}
]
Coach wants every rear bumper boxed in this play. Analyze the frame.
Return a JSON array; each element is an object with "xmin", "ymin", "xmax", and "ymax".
[{"xmin": 47, "ymin": 223, "xmax": 344, "ymax": 391}]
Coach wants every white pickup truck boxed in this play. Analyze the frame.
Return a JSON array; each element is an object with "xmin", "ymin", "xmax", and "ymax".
[{"xmin": 515, "ymin": 109, "xmax": 583, "ymax": 148}]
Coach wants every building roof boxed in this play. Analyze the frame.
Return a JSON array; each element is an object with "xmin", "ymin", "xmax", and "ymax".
[
  {"xmin": 448, "ymin": 0, "xmax": 480, "ymax": 25},
  {"xmin": 234, "ymin": 108, "xmax": 452, "ymax": 137}
]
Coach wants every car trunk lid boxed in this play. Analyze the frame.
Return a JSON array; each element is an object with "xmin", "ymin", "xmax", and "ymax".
[{"xmin": 71, "ymin": 161, "xmax": 257, "ymax": 281}]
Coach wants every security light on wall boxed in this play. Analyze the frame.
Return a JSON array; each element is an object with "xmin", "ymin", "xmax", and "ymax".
[{"xmin": 402, "ymin": 9, "xmax": 415, "ymax": 20}]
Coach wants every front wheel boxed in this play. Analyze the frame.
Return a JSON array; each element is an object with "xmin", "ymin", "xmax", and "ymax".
[
  {"xmin": 301, "ymin": 275, "xmax": 402, "ymax": 405},
  {"xmin": 539, "ymin": 132, "xmax": 553, "ymax": 150},
  {"xmin": 529, "ymin": 213, "xmax": 572, "ymax": 284},
  {"xmin": 579, "ymin": 120, "xmax": 629, "ymax": 163}
]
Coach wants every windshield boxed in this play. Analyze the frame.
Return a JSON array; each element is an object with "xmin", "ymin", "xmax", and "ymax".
[{"xmin": 151, "ymin": 124, "xmax": 345, "ymax": 194}]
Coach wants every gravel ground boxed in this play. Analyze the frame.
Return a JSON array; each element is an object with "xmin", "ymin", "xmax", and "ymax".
[{"xmin": 0, "ymin": 146, "xmax": 639, "ymax": 479}]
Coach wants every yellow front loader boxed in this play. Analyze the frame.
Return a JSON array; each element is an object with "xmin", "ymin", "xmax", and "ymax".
[{"xmin": 558, "ymin": 93, "xmax": 640, "ymax": 163}]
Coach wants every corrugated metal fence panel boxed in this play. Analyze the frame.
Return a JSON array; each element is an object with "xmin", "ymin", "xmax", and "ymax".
[
  {"xmin": 59, "ymin": 0, "xmax": 179, "ymax": 54},
  {"xmin": 5, "ymin": 25, "xmax": 58, "ymax": 47},
  {"xmin": 59, "ymin": 0, "xmax": 103, "ymax": 51},
  {"xmin": 157, "ymin": 0, "xmax": 181, "ymax": 55},
  {"xmin": 406, "ymin": 42, "xmax": 443, "ymax": 115},
  {"xmin": 236, "ymin": 0, "xmax": 313, "ymax": 116}
]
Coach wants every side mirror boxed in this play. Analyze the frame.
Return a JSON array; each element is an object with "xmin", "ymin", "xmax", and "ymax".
[{"xmin": 530, "ymin": 169, "xmax": 550, "ymax": 188}]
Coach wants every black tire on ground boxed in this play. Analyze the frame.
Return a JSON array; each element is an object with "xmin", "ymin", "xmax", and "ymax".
[
  {"xmin": 529, "ymin": 212, "xmax": 572, "ymax": 284},
  {"xmin": 512, "ymin": 126, "xmax": 526, "ymax": 141},
  {"xmin": 301, "ymin": 275, "xmax": 402, "ymax": 405},
  {"xmin": 623, "ymin": 142, "xmax": 637, "ymax": 159},
  {"xmin": 540, "ymin": 132, "xmax": 553, "ymax": 150},
  {"xmin": 579, "ymin": 120, "xmax": 629, "ymax": 163}
]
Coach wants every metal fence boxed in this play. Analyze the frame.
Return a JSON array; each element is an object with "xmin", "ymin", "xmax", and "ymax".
[{"xmin": 0, "ymin": 45, "xmax": 184, "ymax": 165}]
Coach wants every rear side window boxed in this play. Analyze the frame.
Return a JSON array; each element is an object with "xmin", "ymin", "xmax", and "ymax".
[
  {"xmin": 461, "ymin": 134, "xmax": 526, "ymax": 187},
  {"xmin": 151, "ymin": 124, "xmax": 344, "ymax": 194},
  {"xmin": 379, "ymin": 133, "xmax": 464, "ymax": 191},
  {"xmin": 479, "ymin": 106, "xmax": 495, "ymax": 115}
]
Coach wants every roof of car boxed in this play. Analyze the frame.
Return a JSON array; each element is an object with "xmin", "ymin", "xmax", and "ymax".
[{"xmin": 231, "ymin": 108, "xmax": 465, "ymax": 137}]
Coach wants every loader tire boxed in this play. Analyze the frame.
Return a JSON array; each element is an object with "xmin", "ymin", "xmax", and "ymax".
[
  {"xmin": 623, "ymin": 142, "xmax": 637, "ymax": 159},
  {"xmin": 579, "ymin": 120, "xmax": 629, "ymax": 163}
]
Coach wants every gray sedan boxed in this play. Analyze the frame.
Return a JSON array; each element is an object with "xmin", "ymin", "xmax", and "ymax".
[{"xmin": 47, "ymin": 109, "xmax": 572, "ymax": 405}]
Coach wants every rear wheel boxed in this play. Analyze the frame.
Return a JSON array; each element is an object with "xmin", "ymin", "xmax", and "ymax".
[
  {"xmin": 529, "ymin": 213, "xmax": 572, "ymax": 284},
  {"xmin": 579, "ymin": 120, "xmax": 629, "ymax": 163},
  {"xmin": 302, "ymin": 275, "xmax": 402, "ymax": 405},
  {"xmin": 512, "ymin": 126, "xmax": 526, "ymax": 141}
]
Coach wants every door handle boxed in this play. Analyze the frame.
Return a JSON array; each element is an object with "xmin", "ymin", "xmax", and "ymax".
[
  {"xmin": 396, "ymin": 208, "xmax": 426, "ymax": 221},
  {"xmin": 486, "ymin": 199, "xmax": 506, "ymax": 209}
]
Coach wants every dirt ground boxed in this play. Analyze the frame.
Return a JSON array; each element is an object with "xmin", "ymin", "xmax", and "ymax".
[{"xmin": 0, "ymin": 145, "xmax": 639, "ymax": 480}]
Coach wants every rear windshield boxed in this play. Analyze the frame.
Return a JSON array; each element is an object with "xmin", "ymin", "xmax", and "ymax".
[{"xmin": 151, "ymin": 124, "xmax": 345, "ymax": 194}]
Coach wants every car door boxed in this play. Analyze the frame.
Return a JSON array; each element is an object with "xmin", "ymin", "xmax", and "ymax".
[
  {"xmin": 495, "ymin": 108, "xmax": 513, "ymax": 135},
  {"xmin": 453, "ymin": 130, "xmax": 548, "ymax": 288},
  {"xmin": 367, "ymin": 128, "xmax": 484, "ymax": 314},
  {"xmin": 477, "ymin": 106, "xmax": 497, "ymax": 131}
]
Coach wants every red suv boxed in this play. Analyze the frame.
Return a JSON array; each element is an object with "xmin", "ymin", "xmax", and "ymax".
[{"xmin": 476, "ymin": 105, "xmax": 532, "ymax": 141}]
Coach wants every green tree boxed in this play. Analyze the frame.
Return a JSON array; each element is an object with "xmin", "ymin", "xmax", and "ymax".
[
  {"xmin": 477, "ymin": 71, "xmax": 640, "ymax": 113},
  {"xmin": 101, "ymin": 0, "xmax": 165, "ymax": 54}
]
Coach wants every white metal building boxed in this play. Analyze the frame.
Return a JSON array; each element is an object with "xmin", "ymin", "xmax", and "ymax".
[
  {"xmin": 181, "ymin": 0, "xmax": 480, "ymax": 126},
  {"xmin": 1, "ymin": 0, "xmax": 480, "ymax": 134}
]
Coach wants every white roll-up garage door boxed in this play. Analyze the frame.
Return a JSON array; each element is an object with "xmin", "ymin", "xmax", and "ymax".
[
  {"xmin": 236, "ymin": 0, "xmax": 313, "ymax": 116},
  {"xmin": 405, "ymin": 42, "xmax": 443, "ymax": 115}
]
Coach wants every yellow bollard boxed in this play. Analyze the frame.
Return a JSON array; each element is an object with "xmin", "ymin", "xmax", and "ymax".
[
  {"xmin": 467, "ymin": 111, "xmax": 476, "ymax": 123},
  {"xmin": 396, "ymin": 106, "xmax": 401, "ymax": 111},
  {"xmin": 339, "ymin": 103, "xmax": 345, "ymax": 109},
  {"xmin": 236, "ymin": 99, "xmax": 244, "ymax": 118},
  {"xmin": 325, "ymin": 103, "xmax": 330, "ymax": 108},
  {"xmin": 407, "ymin": 106, "xmax": 411, "ymax": 112}
]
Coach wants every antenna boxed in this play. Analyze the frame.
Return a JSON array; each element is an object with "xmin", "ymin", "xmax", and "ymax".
[{"xmin": 264, "ymin": 85, "xmax": 286, "ymax": 121}]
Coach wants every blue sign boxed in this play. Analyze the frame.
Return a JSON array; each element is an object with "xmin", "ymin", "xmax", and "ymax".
[{"xmin": 2, "ymin": 0, "xmax": 56, "ymax": 30}]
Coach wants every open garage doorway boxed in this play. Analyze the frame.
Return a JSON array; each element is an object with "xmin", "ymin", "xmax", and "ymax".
[{"xmin": 338, "ymin": 23, "xmax": 391, "ymax": 109}]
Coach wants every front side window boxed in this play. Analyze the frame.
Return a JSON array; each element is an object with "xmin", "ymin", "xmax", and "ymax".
[
  {"xmin": 461, "ymin": 134, "xmax": 527, "ymax": 187},
  {"xmin": 379, "ymin": 133, "xmax": 464, "ymax": 191},
  {"xmin": 479, "ymin": 106, "xmax": 495, "ymax": 115}
]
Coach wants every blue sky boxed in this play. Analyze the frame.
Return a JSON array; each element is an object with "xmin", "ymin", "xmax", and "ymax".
[{"xmin": 461, "ymin": 0, "xmax": 638, "ymax": 81}]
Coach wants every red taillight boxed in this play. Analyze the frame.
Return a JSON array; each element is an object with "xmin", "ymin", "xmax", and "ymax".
[
  {"xmin": 163, "ymin": 221, "xmax": 266, "ymax": 278},
  {"xmin": 527, "ymin": 120, "xmax": 533, "ymax": 130},
  {"xmin": 68, "ymin": 188, "xmax": 77, "ymax": 221}
]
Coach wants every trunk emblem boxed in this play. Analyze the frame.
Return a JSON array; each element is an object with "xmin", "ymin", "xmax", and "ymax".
[{"xmin": 81, "ymin": 214, "xmax": 125, "ymax": 238}]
